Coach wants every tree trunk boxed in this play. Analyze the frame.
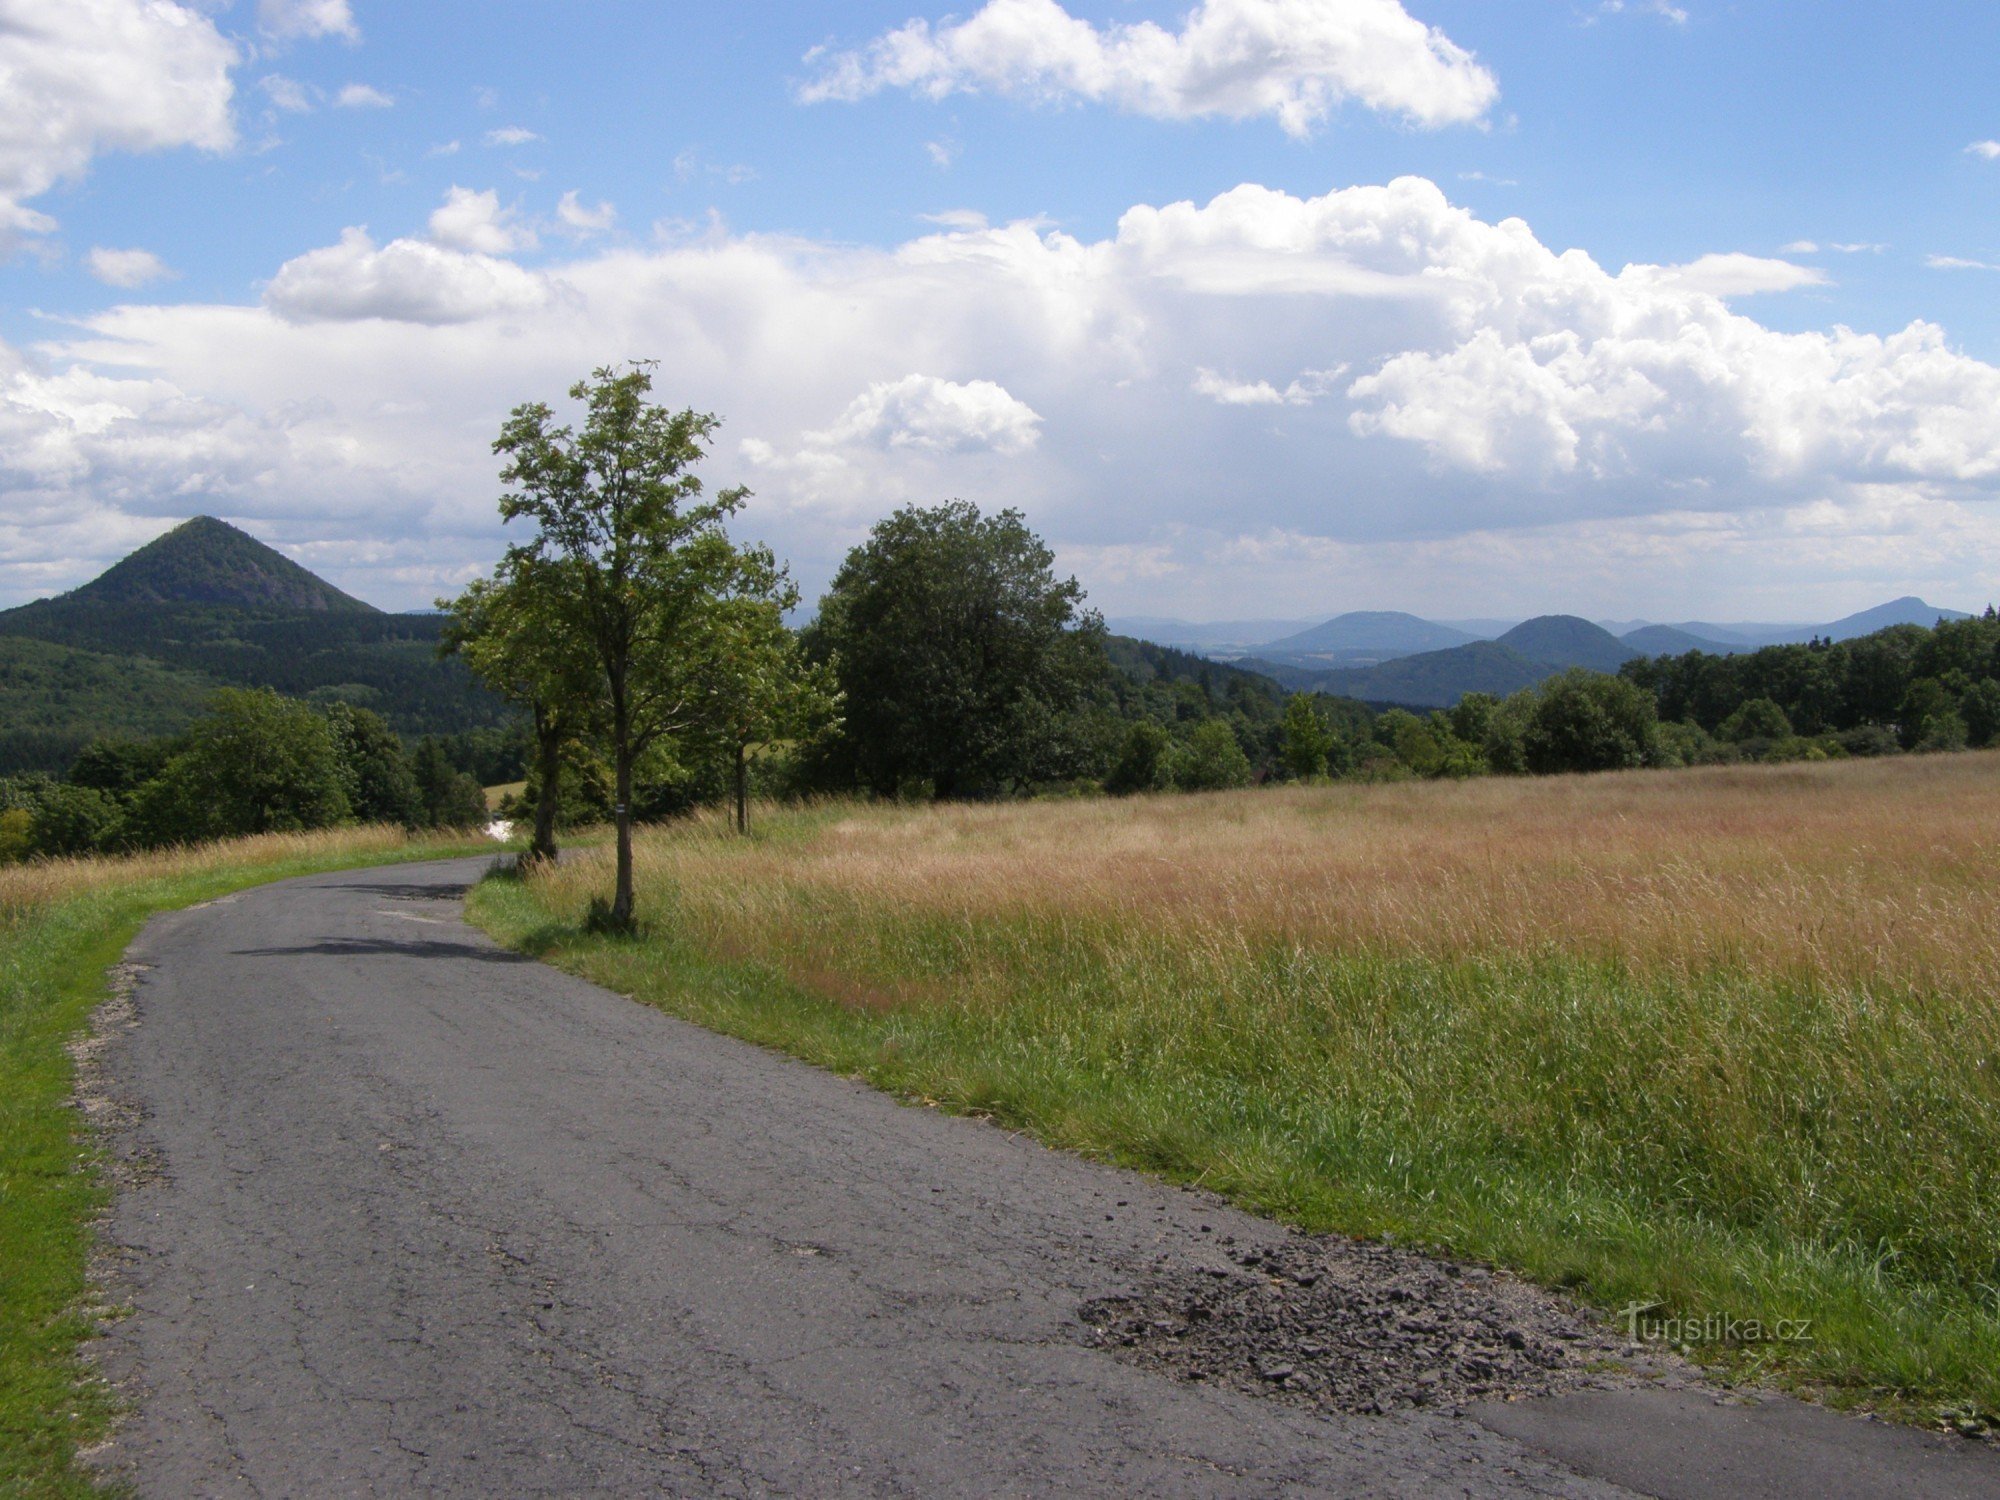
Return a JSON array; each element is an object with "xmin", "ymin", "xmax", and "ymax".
[
  {"xmin": 734, "ymin": 742, "xmax": 748, "ymax": 835},
  {"xmin": 611, "ymin": 708, "xmax": 636, "ymax": 931},
  {"xmin": 530, "ymin": 704, "xmax": 561, "ymax": 864}
]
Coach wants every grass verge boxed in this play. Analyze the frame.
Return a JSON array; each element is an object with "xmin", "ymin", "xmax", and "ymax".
[
  {"xmin": 466, "ymin": 756, "xmax": 2000, "ymax": 1432},
  {"xmin": 1, "ymin": 828, "xmax": 497, "ymax": 1498}
]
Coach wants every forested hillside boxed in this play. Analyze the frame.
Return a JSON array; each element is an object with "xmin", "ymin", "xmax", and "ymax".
[{"xmin": 0, "ymin": 519, "xmax": 508, "ymax": 773}]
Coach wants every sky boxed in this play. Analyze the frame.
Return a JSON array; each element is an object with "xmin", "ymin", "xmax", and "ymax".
[{"xmin": 2, "ymin": 0, "xmax": 1999, "ymax": 623}]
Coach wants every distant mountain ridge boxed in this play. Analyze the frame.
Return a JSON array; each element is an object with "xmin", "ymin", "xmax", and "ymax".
[
  {"xmin": 1255, "ymin": 611, "xmax": 1478, "ymax": 664},
  {"xmin": 1112, "ymin": 595, "xmax": 1977, "ymax": 708},
  {"xmin": 65, "ymin": 516, "xmax": 376, "ymax": 614}
]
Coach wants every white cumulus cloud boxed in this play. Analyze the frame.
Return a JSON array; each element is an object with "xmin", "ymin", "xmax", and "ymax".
[
  {"xmin": 0, "ymin": 0, "xmax": 237, "ymax": 235},
  {"xmin": 264, "ymin": 227, "xmax": 548, "ymax": 324},
  {"xmin": 86, "ymin": 246, "xmax": 175, "ymax": 287},
  {"xmin": 485, "ymin": 125, "xmax": 541, "ymax": 147},
  {"xmin": 810, "ymin": 374, "xmax": 1043, "ymax": 454},
  {"xmin": 427, "ymin": 186, "xmax": 537, "ymax": 255},
  {"xmin": 799, "ymin": 0, "xmax": 1499, "ymax": 135},
  {"xmin": 1966, "ymin": 140, "xmax": 2000, "ymax": 161}
]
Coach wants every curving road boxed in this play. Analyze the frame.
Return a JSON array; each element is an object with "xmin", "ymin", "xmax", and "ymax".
[{"xmin": 91, "ymin": 857, "xmax": 2000, "ymax": 1497}]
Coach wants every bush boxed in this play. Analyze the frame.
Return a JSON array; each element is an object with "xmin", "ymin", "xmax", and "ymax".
[
  {"xmin": 1107, "ymin": 720, "xmax": 1176, "ymax": 795},
  {"xmin": 130, "ymin": 689, "xmax": 352, "ymax": 845},
  {"xmin": 28, "ymin": 784, "xmax": 123, "ymax": 858},
  {"xmin": 1176, "ymin": 719, "xmax": 1253, "ymax": 791},
  {"xmin": 1521, "ymin": 670, "xmax": 1657, "ymax": 775},
  {"xmin": 1719, "ymin": 697, "xmax": 1793, "ymax": 743}
]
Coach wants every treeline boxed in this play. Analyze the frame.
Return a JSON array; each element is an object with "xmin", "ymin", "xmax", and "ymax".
[
  {"xmin": 773, "ymin": 497, "xmax": 1999, "ymax": 796},
  {"xmin": 0, "ymin": 689, "xmax": 498, "ymax": 864}
]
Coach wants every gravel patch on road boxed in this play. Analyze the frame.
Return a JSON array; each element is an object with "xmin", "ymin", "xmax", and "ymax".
[{"xmin": 1081, "ymin": 1231, "xmax": 1678, "ymax": 1417}]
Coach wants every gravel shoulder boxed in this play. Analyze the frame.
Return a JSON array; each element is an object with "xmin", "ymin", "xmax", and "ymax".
[{"xmin": 84, "ymin": 856, "xmax": 2000, "ymax": 1497}]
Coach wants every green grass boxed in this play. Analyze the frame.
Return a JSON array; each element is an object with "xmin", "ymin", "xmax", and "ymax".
[
  {"xmin": 0, "ymin": 830, "xmax": 494, "ymax": 1497},
  {"xmin": 464, "ymin": 777, "xmax": 2000, "ymax": 1432}
]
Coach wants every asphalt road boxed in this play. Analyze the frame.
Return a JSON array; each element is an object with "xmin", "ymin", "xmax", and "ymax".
[{"xmin": 90, "ymin": 857, "xmax": 2000, "ymax": 1497}]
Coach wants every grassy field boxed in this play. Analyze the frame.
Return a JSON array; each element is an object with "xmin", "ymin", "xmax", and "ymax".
[
  {"xmin": 468, "ymin": 753, "xmax": 2000, "ymax": 1427},
  {"xmin": 1, "ymin": 828, "xmax": 495, "ymax": 1498}
]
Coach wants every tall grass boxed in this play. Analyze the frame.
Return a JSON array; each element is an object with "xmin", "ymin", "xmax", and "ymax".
[
  {"xmin": 470, "ymin": 754, "xmax": 2000, "ymax": 1422},
  {"xmin": 1, "ymin": 826, "xmax": 494, "ymax": 1498}
]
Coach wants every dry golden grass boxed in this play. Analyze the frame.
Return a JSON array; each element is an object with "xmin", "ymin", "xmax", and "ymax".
[
  {"xmin": 0, "ymin": 825, "xmax": 468, "ymax": 924},
  {"xmin": 585, "ymin": 752, "xmax": 2000, "ymax": 999}
]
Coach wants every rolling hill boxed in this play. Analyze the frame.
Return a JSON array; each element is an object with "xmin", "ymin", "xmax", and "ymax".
[
  {"xmin": 0, "ymin": 518, "xmax": 507, "ymax": 773},
  {"xmin": 1496, "ymin": 615, "xmax": 1636, "ymax": 673}
]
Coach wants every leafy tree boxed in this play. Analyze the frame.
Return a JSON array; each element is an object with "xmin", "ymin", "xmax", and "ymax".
[
  {"xmin": 804, "ymin": 501, "xmax": 1106, "ymax": 799},
  {"xmin": 1899, "ymin": 677, "xmax": 1960, "ymax": 750},
  {"xmin": 29, "ymin": 783, "xmax": 123, "ymax": 858},
  {"xmin": 1961, "ymin": 678, "xmax": 2000, "ymax": 748},
  {"xmin": 68, "ymin": 737, "xmax": 172, "ymax": 805},
  {"xmin": 491, "ymin": 364, "xmax": 759, "ymax": 929},
  {"xmin": 412, "ymin": 737, "xmax": 491, "ymax": 829},
  {"xmin": 1521, "ymin": 670, "xmax": 1657, "ymax": 775},
  {"xmin": 1278, "ymin": 693, "xmax": 1335, "ymax": 780},
  {"xmin": 683, "ymin": 544, "xmax": 839, "ymax": 834},
  {"xmin": 1177, "ymin": 719, "xmax": 1253, "ymax": 791},
  {"xmin": 444, "ymin": 555, "xmax": 601, "ymax": 861},
  {"xmin": 1718, "ymin": 697, "xmax": 1793, "ymax": 744},
  {"xmin": 325, "ymin": 703, "xmax": 421, "ymax": 827},
  {"xmin": 131, "ymin": 688, "xmax": 351, "ymax": 843},
  {"xmin": 1106, "ymin": 720, "xmax": 1175, "ymax": 795}
]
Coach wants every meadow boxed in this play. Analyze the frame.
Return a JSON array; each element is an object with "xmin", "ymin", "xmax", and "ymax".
[
  {"xmin": 0, "ymin": 827, "xmax": 493, "ymax": 1497},
  {"xmin": 469, "ymin": 753, "xmax": 2000, "ymax": 1426}
]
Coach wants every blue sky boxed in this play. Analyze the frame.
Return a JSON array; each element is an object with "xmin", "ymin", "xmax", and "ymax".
[{"xmin": 3, "ymin": 0, "xmax": 1999, "ymax": 620}]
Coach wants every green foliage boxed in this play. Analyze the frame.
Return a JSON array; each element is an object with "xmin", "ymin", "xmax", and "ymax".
[
  {"xmin": 1105, "ymin": 720, "xmax": 1176, "ymax": 795},
  {"xmin": 1522, "ymin": 669, "xmax": 1657, "ymax": 775},
  {"xmin": 489, "ymin": 362, "xmax": 778, "ymax": 925},
  {"xmin": 1277, "ymin": 693, "xmax": 1335, "ymax": 779},
  {"xmin": 0, "ymin": 808, "xmax": 31, "ymax": 863},
  {"xmin": 327, "ymin": 703, "xmax": 421, "ymax": 826},
  {"xmin": 1177, "ymin": 718, "xmax": 1253, "ymax": 790},
  {"xmin": 412, "ymin": 737, "xmax": 491, "ymax": 829},
  {"xmin": 27, "ymin": 785, "xmax": 123, "ymax": 859},
  {"xmin": 130, "ymin": 689, "xmax": 352, "ymax": 845},
  {"xmin": 804, "ymin": 500, "xmax": 1107, "ymax": 799},
  {"xmin": 1719, "ymin": 696, "xmax": 1794, "ymax": 743},
  {"xmin": 1962, "ymin": 678, "xmax": 2000, "ymax": 748},
  {"xmin": 0, "ymin": 635, "xmax": 216, "ymax": 775}
]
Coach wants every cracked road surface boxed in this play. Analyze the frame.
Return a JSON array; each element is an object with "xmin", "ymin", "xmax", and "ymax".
[{"xmin": 95, "ymin": 858, "xmax": 2000, "ymax": 1497}]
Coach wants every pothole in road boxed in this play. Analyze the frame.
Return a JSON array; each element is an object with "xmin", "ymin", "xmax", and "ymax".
[{"xmin": 1080, "ymin": 1236, "xmax": 1673, "ymax": 1417}]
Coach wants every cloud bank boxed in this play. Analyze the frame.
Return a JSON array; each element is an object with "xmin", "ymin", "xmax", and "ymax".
[{"xmin": 8, "ymin": 177, "xmax": 1999, "ymax": 617}]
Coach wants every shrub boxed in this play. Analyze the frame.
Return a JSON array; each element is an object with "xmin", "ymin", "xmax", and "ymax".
[
  {"xmin": 1521, "ymin": 670, "xmax": 1657, "ymax": 775},
  {"xmin": 1176, "ymin": 719, "xmax": 1253, "ymax": 791}
]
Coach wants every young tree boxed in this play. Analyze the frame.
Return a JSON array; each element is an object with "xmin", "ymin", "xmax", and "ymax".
[
  {"xmin": 1178, "ymin": 718, "xmax": 1254, "ymax": 791},
  {"xmin": 684, "ymin": 544, "xmax": 839, "ymax": 834},
  {"xmin": 444, "ymin": 555, "xmax": 601, "ymax": 862},
  {"xmin": 491, "ymin": 364, "xmax": 757, "ymax": 929},
  {"xmin": 1278, "ymin": 693, "xmax": 1335, "ymax": 780},
  {"xmin": 804, "ymin": 501, "xmax": 1106, "ymax": 798}
]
